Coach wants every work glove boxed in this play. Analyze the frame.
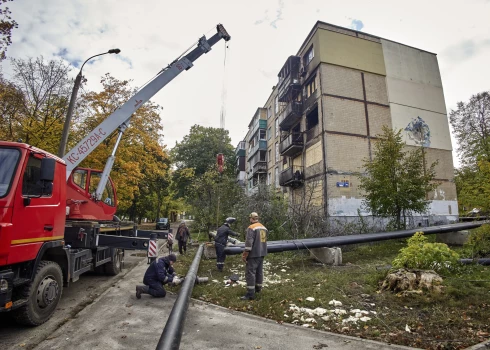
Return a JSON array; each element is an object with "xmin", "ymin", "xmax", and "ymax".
[{"xmin": 242, "ymin": 251, "xmax": 249, "ymax": 262}]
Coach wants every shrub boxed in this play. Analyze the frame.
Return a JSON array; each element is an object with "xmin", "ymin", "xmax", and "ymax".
[
  {"xmin": 464, "ymin": 224, "xmax": 490, "ymax": 258},
  {"xmin": 392, "ymin": 231, "xmax": 460, "ymax": 273}
]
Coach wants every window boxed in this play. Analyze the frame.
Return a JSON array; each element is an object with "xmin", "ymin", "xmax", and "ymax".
[
  {"xmin": 22, "ymin": 155, "xmax": 53, "ymax": 197},
  {"xmin": 274, "ymin": 96, "xmax": 279, "ymax": 114},
  {"xmin": 304, "ymin": 46, "xmax": 314, "ymax": 66},
  {"xmin": 0, "ymin": 148, "xmax": 20, "ymax": 198},
  {"xmin": 267, "ymin": 127, "xmax": 271, "ymax": 141},
  {"xmin": 304, "ymin": 76, "xmax": 316, "ymax": 99},
  {"xmin": 275, "ymin": 142, "xmax": 279, "ymax": 163},
  {"xmin": 73, "ymin": 169, "xmax": 88, "ymax": 190},
  {"xmin": 275, "ymin": 118, "xmax": 279, "ymax": 137},
  {"xmin": 267, "ymin": 172, "xmax": 271, "ymax": 185},
  {"xmin": 259, "ymin": 129, "xmax": 266, "ymax": 140},
  {"xmin": 275, "ymin": 167, "xmax": 279, "ymax": 188},
  {"xmin": 268, "ymin": 149, "xmax": 271, "ymax": 162},
  {"xmin": 89, "ymin": 172, "xmax": 115, "ymax": 207},
  {"xmin": 267, "ymin": 106, "xmax": 272, "ymax": 119},
  {"xmin": 283, "ymin": 156, "xmax": 287, "ymax": 165},
  {"xmin": 259, "ymin": 150, "xmax": 266, "ymax": 162}
]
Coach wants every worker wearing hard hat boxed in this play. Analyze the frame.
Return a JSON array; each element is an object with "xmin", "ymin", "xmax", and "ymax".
[
  {"xmin": 215, "ymin": 217, "xmax": 239, "ymax": 272},
  {"xmin": 241, "ymin": 212, "xmax": 268, "ymax": 300}
]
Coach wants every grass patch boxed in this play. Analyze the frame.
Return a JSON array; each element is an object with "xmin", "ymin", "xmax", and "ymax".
[{"xmin": 169, "ymin": 239, "xmax": 490, "ymax": 350}]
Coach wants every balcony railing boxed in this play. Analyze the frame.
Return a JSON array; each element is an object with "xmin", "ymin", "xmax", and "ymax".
[
  {"xmin": 305, "ymin": 125, "xmax": 320, "ymax": 142},
  {"xmin": 279, "ymin": 165, "xmax": 304, "ymax": 188},
  {"xmin": 235, "ymin": 141, "xmax": 246, "ymax": 156},
  {"xmin": 278, "ymin": 100, "xmax": 302, "ymax": 130},
  {"xmin": 247, "ymin": 140, "xmax": 267, "ymax": 160},
  {"xmin": 277, "ymin": 56, "xmax": 301, "ymax": 103},
  {"xmin": 279, "ymin": 132, "xmax": 303, "ymax": 157},
  {"xmin": 252, "ymin": 161, "xmax": 267, "ymax": 174},
  {"xmin": 250, "ymin": 119, "xmax": 267, "ymax": 138}
]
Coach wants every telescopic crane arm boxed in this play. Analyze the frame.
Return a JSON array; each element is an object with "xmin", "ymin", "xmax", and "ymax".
[{"xmin": 62, "ymin": 24, "xmax": 230, "ymax": 200}]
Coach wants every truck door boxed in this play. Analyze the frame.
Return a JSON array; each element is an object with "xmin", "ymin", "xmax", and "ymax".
[{"xmin": 11, "ymin": 153, "xmax": 63, "ymax": 248}]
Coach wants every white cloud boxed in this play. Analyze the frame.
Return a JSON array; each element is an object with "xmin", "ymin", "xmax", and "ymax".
[{"xmin": 2, "ymin": 0, "xmax": 489, "ymax": 170}]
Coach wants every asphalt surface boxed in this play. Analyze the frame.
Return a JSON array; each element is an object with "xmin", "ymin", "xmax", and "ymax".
[
  {"xmin": 32, "ymin": 251, "xmax": 419, "ymax": 350},
  {"xmin": 0, "ymin": 248, "xmax": 145, "ymax": 350}
]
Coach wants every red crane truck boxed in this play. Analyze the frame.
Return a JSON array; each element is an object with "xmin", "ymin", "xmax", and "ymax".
[{"xmin": 0, "ymin": 24, "xmax": 230, "ymax": 325}]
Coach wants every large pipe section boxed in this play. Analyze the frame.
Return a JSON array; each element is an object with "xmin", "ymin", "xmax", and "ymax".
[
  {"xmin": 156, "ymin": 244, "xmax": 204, "ymax": 350},
  {"xmin": 224, "ymin": 221, "xmax": 487, "ymax": 255}
]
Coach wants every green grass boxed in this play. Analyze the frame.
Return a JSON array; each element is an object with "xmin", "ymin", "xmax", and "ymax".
[{"xmin": 167, "ymin": 238, "xmax": 490, "ymax": 350}]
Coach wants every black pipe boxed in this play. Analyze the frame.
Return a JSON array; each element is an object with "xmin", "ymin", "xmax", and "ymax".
[
  {"xmin": 156, "ymin": 244, "xmax": 204, "ymax": 350},
  {"xmin": 225, "ymin": 221, "xmax": 487, "ymax": 255},
  {"xmin": 460, "ymin": 258, "xmax": 490, "ymax": 265}
]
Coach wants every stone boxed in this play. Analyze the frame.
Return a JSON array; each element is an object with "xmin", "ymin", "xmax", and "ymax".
[{"xmin": 309, "ymin": 247, "xmax": 342, "ymax": 265}]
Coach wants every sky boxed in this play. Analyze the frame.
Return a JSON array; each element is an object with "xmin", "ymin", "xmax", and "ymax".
[{"xmin": 2, "ymin": 0, "xmax": 490, "ymax": 168}]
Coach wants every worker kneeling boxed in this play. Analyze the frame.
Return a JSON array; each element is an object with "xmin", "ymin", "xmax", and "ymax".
[{"xmin": 135, "ymin": 254, "xmax": 177, "ymax": 299}]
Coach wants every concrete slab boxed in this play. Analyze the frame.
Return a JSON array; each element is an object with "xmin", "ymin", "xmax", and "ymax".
[{"xmin": 33, "ymin": 256, "xmax": 418, "ymax": 350}]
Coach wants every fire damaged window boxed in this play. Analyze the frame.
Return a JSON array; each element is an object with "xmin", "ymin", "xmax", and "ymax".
[
  {"xmin": 304, "ymin": 76, "xmax": 316, "ymax": 99},
  {"xmin": 306, "ymin": 106, "xmax": 319, "ymax": 142}
]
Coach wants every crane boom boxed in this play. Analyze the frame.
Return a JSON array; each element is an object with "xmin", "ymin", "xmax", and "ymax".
[{"xmin": 62, "ymin": 24, "xmax": 231, "ymax": 182}]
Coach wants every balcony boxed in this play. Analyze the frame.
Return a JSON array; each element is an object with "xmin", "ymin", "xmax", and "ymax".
[
  {"xmin": 252, "ymin": 161, "xmax": 267, "ymax": 174},
  {"xmin": 303, "ymin": 90, "xmax": 319, "ymax": 116},
  {"xmin": 250, "ymin": 119, "xmax": 267, "ymax": 138},
  {"xmin": 235, "ymin": 141, "xmax": 246, "ymax": 157},
  {"xmin": 278, "ymin": 100, "xmax": 302, "ymax": 130},
  {"xmin": 247, "ymin": 140, "xmax": 267, "ymax": 160},
  {"xmin": 279, "ymin": 165, "xmax": 304, "ymax": 188},
  {"xmin": 277, "ymin": 56, "xmax": 301, "ymax": 103},
  {"xmin": 279, "ymin": 132, "xmax": 303, "ymax": 157}
]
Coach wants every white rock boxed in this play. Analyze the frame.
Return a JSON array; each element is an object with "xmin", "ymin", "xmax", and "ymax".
[
  {"xmin": 328, "ymin": 299, "xmax": 342, "ymax": 306},
  {"xmin": 342, "ymin": 316, "xmax": 359, "ymax": 324},
  {"xmin": 360, "ymin": 317, "xmax": 372, "ymax": 322},
  {"xmin": 306, "ymin": 297, "xmax": 315, "ymax": 302},
  {"xmin": 281, "ymin": 269, "xmax": 287, "ymax": 272},
  {"xmin": 312, "ymin": 308, "xmax": 328, "ymax": 316}
]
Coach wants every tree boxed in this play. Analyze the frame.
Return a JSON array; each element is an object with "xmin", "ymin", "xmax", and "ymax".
[
  {"xmin": 449, "ymin": 91, "xmax": 490, "ymax": 166},
  {"xmin": 5, "ymin": 57, "xmax": 72, "ymax": 153},
  {"xmin": 171, "ymin": 125, "xmax": 235, "ymax": 177},
  {"xmin": 187, "ymin": 168, "xmax": 242, "ymax": 237},
  {"xmin": 450, "ymin": 92, "xmax": 490, "ymax": 213},
  {"xmin": 0, "ymin": 0, "xmax": 18, "ymax": 61},
  {"xmin": 358, "ymin": 126, "xmax": 438, "ymax": 230},
  {"xmin": 0, "ymin": 76, "xmax": 24, "ymax": 140}
]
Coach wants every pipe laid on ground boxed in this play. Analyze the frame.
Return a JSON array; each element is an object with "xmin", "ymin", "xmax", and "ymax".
[
  {"xmin": 460, "ymin": 258, "xmax": 490, "ymax": 265},
  {"xmin": 224, "ymin": 221, "xmax": 487, "ymax": 255},
  {"xmin": 156, "ymin": 244, "xmax": 204, "ymax": 350}
]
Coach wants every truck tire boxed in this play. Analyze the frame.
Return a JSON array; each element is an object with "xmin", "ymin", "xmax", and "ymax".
[
  {"xmin": 12, "ymin": 261, "xmax": 63, "ymax": 326},
  {"xmin": 104, "ymin": 248, "xmax": 123, "ymax": 276}
]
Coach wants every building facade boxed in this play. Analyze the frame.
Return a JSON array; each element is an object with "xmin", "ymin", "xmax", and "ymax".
[{"xmin": 241, "ymin": 21, "xmax": 457, "ymax": 223}]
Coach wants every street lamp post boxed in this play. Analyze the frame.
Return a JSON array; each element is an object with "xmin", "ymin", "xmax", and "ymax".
[{"xmin": 57, "ymin": 48, "xmax": 121, "ymax": 158}]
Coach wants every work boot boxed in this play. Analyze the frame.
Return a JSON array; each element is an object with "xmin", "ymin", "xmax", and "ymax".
[
  {"xmin": 255, "ymin": 286, "xmax": 262, "ymax": 293},
  {"xmin": 136, "ymin": 285, "xmax": 149, "ymax": 299},
  {"xmin": 240, "ymin": 290, "xmax": 255, "ymax": 300}
]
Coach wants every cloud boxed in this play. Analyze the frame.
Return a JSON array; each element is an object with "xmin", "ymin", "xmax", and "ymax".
[
  {"xmin": 349, "ymin": 19, "xmax": 364, "ymax": 31},
  {"xmin": 270, "ymin": 0, "xmax": 285, "ymax": 29},
  {"xmin": 443, "ymin": 39, "xmax": 490, "ymax": 62}
]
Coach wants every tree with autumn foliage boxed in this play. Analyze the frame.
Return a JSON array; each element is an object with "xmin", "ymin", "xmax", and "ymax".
[
  {"xmin": 0, "ymin": 0, "xmax": 18, "ymax": 61},
  {"xmin": 74, "ymin": 74, "xmax": 171, "ymax": 220}
]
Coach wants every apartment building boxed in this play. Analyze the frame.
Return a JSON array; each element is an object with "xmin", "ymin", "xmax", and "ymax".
[{"xmin": 240, "ymin": 21, "xmax": 457, "ymax": 223}]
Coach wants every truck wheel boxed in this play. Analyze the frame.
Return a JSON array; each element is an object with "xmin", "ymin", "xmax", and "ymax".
[
  {"xmin": 13, "ymin": 261, "xmax": 63, "ymax": 326},
  {"xmin": 104, "ymin": 249, "xmax": 123, "ymax": 276}
]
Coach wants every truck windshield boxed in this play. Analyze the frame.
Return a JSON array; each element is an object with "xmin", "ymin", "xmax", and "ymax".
[{"xmin": 0, "ymin": 148, "xmax": 20, "ymax": 198}]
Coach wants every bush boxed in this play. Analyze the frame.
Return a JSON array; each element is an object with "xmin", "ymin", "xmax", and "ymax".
[
  {"xmin": 392, "ymin": 231, "xmax": 460, "ymax": 273},
  {"xmin": 464, "ymin": 224, "xmax": 490, "ymax": 258}
]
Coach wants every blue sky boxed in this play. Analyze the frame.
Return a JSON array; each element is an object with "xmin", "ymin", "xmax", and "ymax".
[{"xmin": 2, "ymin": 0, "xmax": 490, "ymax": 168}]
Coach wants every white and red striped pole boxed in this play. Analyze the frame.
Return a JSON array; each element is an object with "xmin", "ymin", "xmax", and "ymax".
[{"xmin": 148, "ymin": 232, "xmax": 158, "ymax": 264}]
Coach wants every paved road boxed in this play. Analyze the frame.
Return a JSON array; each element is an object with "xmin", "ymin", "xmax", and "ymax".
[
  {"xmin": 0, "ymin": 245, "xmax": 152, "ymax": 350},
  {"xmin": 33, "ymin": 251, "xmax": 418, "ymax": 350}
]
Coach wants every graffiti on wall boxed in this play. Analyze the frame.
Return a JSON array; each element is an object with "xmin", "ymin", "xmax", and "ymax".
[{"xmin": 404, "ymin": 116, "xmax": 431, "ymax": 147}]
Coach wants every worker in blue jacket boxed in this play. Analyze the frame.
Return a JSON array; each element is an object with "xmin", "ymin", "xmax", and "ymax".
[
  {"xmin": 135, "ymin": 254, "xmax": 176, "ymax": 298},
  {"xmin": 215, "ymin": 217, "xmax": 239, "ymax": 272}
]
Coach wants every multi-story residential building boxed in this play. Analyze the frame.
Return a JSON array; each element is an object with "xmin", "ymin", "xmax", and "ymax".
[
  {"xmin": 245, "ymin": 108, "xmax": 268, "ymax": 194},
  {"xmin": 243, "ymin": 21, "xmax": 456, "ymax": 224}
]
